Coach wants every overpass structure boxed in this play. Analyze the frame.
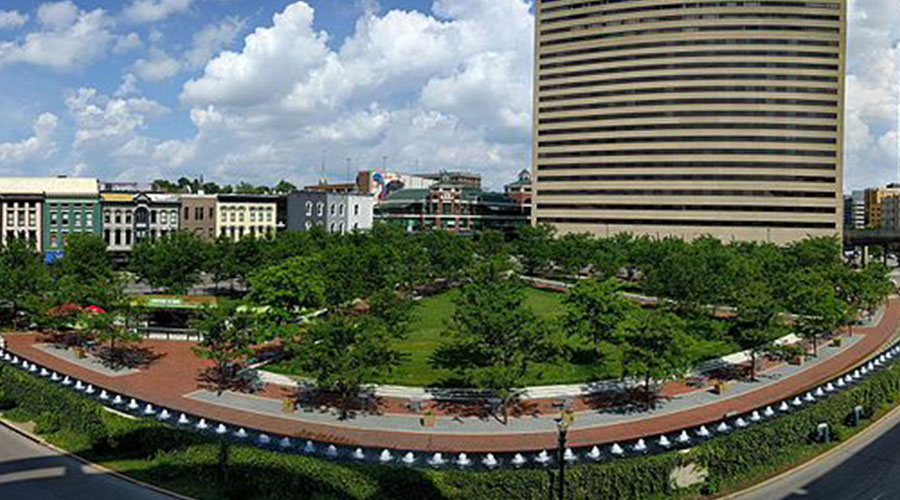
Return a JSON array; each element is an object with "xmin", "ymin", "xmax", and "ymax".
[{"xmin": 844, "ymin": 229, "xmax": 898, "ymax": 265}]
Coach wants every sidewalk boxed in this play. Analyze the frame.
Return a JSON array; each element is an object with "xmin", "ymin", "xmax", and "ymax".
[{"xmin": 3, "ymin": 298, "xmax": 899, "ymax": 453}]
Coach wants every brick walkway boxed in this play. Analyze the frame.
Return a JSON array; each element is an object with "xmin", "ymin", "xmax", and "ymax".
[{"xmin": 4, "ymin": 298, "xmax": 899, "ymax": 453}]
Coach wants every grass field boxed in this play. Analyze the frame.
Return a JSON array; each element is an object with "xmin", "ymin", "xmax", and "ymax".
[{"xmin": 267, "ymin": 287, "xmax": 739, "ymax": 387}]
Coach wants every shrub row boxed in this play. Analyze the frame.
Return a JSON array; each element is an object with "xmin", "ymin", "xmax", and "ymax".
[{"xmin": 2, "ymin": 359, "xmax": 900, "ymax": 499}]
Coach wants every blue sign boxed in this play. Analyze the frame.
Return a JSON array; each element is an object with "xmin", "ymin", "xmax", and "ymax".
[{"xmin": 45, "ymin": 251, "xmax": 64, "ymax": 264}]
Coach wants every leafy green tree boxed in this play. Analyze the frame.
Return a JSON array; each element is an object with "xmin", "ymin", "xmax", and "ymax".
[
  {"xmin": 206, "ymin": 236, "xmax": 238, "ymax": 290},
  {"xmin": 858, "ymin": 263, "xmax": 895, "ymax": 316},
  {"xmin": 191, "ymin": 301, "xmax": 255, "ymax": 395},
  {"xmin": 788, "ymin": 270, "xmax": 848, "ymax": 357},
  {"xmin": 130, "ymin": 231, "xmax": 210, "ymax": 294},
  {"xmin": 290, "ymin": 314, "xmax": 406, "ymax": 417},
  {"xmin": 274, "ymin": 180, "xmax": 297, "ymax": 194},
  {"xmin": 418, "ymin": 230, "xmax": 474, "ymax": 281},
  {"xmin": 594, "ymin": 234, "xmax": 629, "ymax": 280},
  {"xmin": 51, "ymin": 233, "xmax": 123, "ymax": 311},
  {"xmin": 563, "ymin": 277, "xmax": 635, "ymax": 356},
  {"xmin": 52, "ymin": 233, "xmax": 115, "ymax": 284},
  {"xmin": 514, "ymin": 224, "xmax": 555, "ymax": 276},
  {"xmin": 247, "ymin": 256, "xmax": 326, "ymax": 339},
  {"xmin": 0, "ymin": 239, "xmax": 51, "ymax": 327},
  {"xmin": 83, "ymin": 309, "xmax": 141, "ymax": 369},
  {"xmin": 554, "ymin": 232, "xmax": 596, "ymax": 277},
  {"xmin": 474, "ymin": 229, "xmax": 508, "ymax": 261},
  {"xmin": 732, "ymin": 283, "xmax": 786, "ymax": 381},
  {"xmin": 434, "ymin": 258, "xmax": 549, "ymax": 423},
  {"xmin": 230, "ymin": 236, "xmax": 266, "ymax": 285},
  {"xmin": 620, "ymin": 308, "xmax": 694, "ymax": 409}
]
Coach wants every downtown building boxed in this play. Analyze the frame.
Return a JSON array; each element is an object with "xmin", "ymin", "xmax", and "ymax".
[
  {"xmin": 0, "ymin": 177, "xmax": 101, "ymax": 259},
  {"xmin": 532, "ymin": 0, "xmax": 847, "ymax": 244}
]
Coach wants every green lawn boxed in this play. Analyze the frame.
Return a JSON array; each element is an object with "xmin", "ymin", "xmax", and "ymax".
[
  {"xmin": 268, "ymin": 288, "xmax": 620, "ymax": 387},
  {"xmin": 267, "ymin": 287, "xmax": 739, "ymax": 388}
]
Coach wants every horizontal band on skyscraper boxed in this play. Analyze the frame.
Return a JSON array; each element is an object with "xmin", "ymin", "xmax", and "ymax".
[
  {"xmin": 540, "ymin": 38, "xmax": 839, "ymax": 61},
  {"xmin": 536, "ymin": 189, "xmax": 836, "ymax": 198},
  {"xmin": 541, "ymin": 13, "xmax": 840, "ymax": 36},
  {"xmin": 536, "ymin": 174, "xmax": 836, "ymax": 183},
  {"xmin": 535, "ymin": 203, "xmax": 836, "ymax": 214},
  {"xmin": 536, "ymin": 161, "xmax": 836, "ymax": 171},
  {"xmin": 540, "ymin": 74, "xmax": 838, "ymax": 92},
  {"xmin": 541, "ymin": 0, "xmax": 841, "ymax": 17},
  {"xmin": 538, "ymin": 123, "xmax": 837, "ymax": 135},
  {"xmin": 540, "ymin": 99, "xmax": 838, "ymax": 115},
  {"xmin": 538, "ymin": 136, "xmax": 837, "ymax": 148},
  {"xmin": 540, "ymin": 62, "xmax": 839, "ymax": 81},
  {"xmin": 538, "ymin": 149, "xmax": 836, "ymax": 159},
  {"xmin": 535, "ymin": 217, "xmax": 837, "ymax": 229},
  {"xmin": 540, "ymin": 25, "xmax": 839, "ymax": 48},
  {"xmin": 538, "ymin": 110, "xmax": 838, "ymax": 124},
  {"xmin": 540, "ymin": 50, "xmax": 838, "ymax": 72},
  {"xmin": 540, "ymin": 86, "xmax": 838, "ymax": 103}
]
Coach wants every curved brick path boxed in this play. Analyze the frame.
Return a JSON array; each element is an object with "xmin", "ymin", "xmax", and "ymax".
[{"xmin": 4, "ymin": 298, "xmax": 899, "ymax": 453}]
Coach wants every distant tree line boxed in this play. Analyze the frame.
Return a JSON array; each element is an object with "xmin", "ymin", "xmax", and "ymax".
[{"xmin": 151, "ymin": 177, "xmax": 297, "ymax": 195}]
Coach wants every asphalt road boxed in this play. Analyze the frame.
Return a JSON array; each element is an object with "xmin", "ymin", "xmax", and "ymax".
[
  {"xmin": 733, "ymin": 404, "xmax": 900, "ymax": 500},
  {"xmin": 0, "ymin": 424, "xmax": 178, "ymax": 500}
]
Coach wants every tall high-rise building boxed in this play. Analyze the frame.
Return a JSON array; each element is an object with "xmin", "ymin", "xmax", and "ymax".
[{"xmin": 532, "ymin": 0, "xmax": 847, "ymax": 244}]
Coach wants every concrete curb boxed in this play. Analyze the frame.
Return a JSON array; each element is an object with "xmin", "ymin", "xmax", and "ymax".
[
  {"xmin": 719, "ymin": 380, "xmax": 900, "ymax": 499},
  {"xmin": 0, "ymin": 415, "xmax": 194, "ymax": 500}
]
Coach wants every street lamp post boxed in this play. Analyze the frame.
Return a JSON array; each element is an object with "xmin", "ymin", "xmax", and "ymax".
[{"xmin": 556, "ymin": 417, "xmax": 569, "ymax": 500}]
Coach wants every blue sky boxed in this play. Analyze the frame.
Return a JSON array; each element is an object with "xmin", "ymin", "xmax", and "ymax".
[{"xmin": 0, "ymin": 0, "xmax": 896, "ymax": 191}]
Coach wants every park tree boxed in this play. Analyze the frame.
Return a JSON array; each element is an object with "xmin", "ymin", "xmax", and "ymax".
[
  {"xmin": 788, "ymin": 270, "xmax": 848, "ymax": 357},
  {"xmin": 474, "ymin": 229, "xmax": 509, "ymax": 261},
  {"xmin": 290, "ymin": 314, "xmax": 406, "ymax": 417},
  {"xmin": 247, "ymin": 256, "xmax": 326, "ymax": 339},
  {"xmin": 434, "ymin": 258, "xmax": 550, "ymax": 423},
  {"xmin": 130, "ymin": 231, "xmax": 210, "ymax": 294},
  {"xmin": 191, "ymin": 301, "xmax": 255, "ymax": 395},
  {"xmin": 620, "ymin": 307, "xmax": 695, "ymax": 409},
  {"xmin": 51, "ymin": 233, "xmax": 123, "ymax": 310},
  {"xmin": 418, "ymin": 230, "xmax": 474, "ymax": 281},
  {"xmin": 593, "ymin": 234, "xmax": 629, "ymax": 280},
  {"xmin": 732, "ymin": 282, "xmax": 786, "ymax": 381},
  {"xmin": 857, "ymin": 263, "xmax": 895, "ymax": 316},
  {"xmin": 0, "ymin": 239, "xmax": 51, "ymax": 327},
  {"xmin": 644, "ymin": 243, "xmax": 710, "ymax": 313},
  {"xmin": 82, "ymin": 308, "xmax": 142, "ymax": 369},
  {"xmin": 206, "ymin": 235, "xmax": 238, "ymax": 290},
  {"xmin": 230, "ymin": 236, "xmax": 267, "ymax": 285},
  {"xmin": 563, "ymin": 277, "xmax": 635, "ymax": 356},
  {"xmin": 554, "ymin": 232, "xmax": 597, "ymax": 277},
  {"xmin": 514, "ymin": 224, "xmax": 556, "ymax": 276}
]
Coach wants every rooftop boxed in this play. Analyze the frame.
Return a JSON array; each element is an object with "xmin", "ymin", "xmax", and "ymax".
[{"xmin": 0, "ymin": 177, "xmax": 99, "ymax": 196}]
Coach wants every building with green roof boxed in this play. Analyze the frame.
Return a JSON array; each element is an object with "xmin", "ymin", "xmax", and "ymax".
[{"xmin": 375, "ymin": 172, "xmax": 527, "ymax": 233}]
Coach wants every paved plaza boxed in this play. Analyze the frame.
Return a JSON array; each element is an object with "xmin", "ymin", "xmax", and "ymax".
[{"xmin": 3, "ymin": 298, "xmax": 899, "ymax": 452}]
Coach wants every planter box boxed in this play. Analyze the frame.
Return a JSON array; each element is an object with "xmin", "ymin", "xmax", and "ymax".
[
  {"xmin": 789, "ymin": 356, "xmax": 804, "ymax": 366},
  {"xmin": 832, "ymin": 338, "xmax": 843, "ymax": 348},
  {"xmin": 74, "ymin": 347, "xmax": 86, "ymax": 359},
  {"xmin": 281, "ymin": 398, "xmax": 295, "ymax": 414}
]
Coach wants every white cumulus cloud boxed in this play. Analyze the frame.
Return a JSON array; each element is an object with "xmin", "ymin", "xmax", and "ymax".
[
  {"xmin": 132, "ymin": 47, "xmax": 181, "ymax": 81},
  {"xmin": 0, "ymin": 112, "xmax": 59, "ymax": 166},
  {"xmin": 185, "ymin": 17, "xmax": 245, "ymax": 69},
  {"xmin": 122, "ymin": 0, "xmax": 193, "ymax": 24},
  {"xmin": 0, "ymin": 10, "xmax": 28, "ymax": 29},
  {"xmin": 0, "ymin": 6, "xmax": 113, "ymax": 71}
]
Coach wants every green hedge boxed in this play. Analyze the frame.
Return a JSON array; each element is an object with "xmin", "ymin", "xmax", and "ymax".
[{"xmin": 2, "ymin": 359, "xmax": 900, "ymax": 499}]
